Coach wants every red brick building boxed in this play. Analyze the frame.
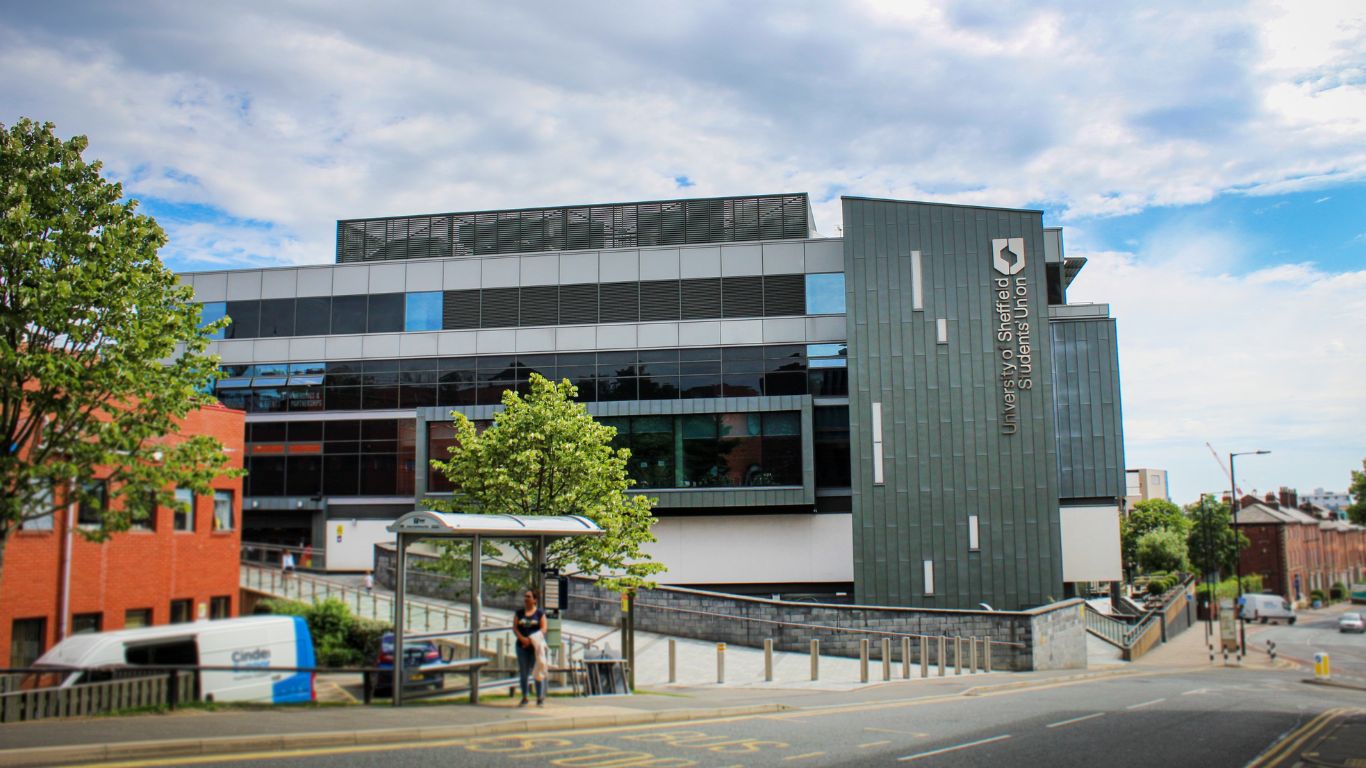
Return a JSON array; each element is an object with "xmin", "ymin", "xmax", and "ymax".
[
  {"xmin": 1235, "ymin": 496, "xmax": 1366, "ymax": 605},
  {"xmin": 1, "ymin": 404, "xmax": 245, "ymax": 667}
]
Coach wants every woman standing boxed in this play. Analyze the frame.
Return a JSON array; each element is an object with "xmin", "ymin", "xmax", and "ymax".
[{"xmin": 513, "ymin": 588, "xmax": 548, "ymax": 706}]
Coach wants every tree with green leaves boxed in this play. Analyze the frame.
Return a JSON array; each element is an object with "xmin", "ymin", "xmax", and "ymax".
[
  {"xmin": 1347, "ymin": 458, "xmax": 1366, "ymax": 525},
  {"xmin": 1136, "ymin": 527, "xmax": 1189, "ymax": 574},
  {"xmin": 1122, "ymin": 499, "xmax": 1190, "ymax": 580},
  {"xmin": 0, "ymin": 118, "xmax": 235, "ymax": 581},
  {"xmin": 427, "ymin": 373, "xmax": 664, "ymax": 593},
  {"xmin": 1185, "ymin": 494, "xmax": 1247, "ymax": 579}
]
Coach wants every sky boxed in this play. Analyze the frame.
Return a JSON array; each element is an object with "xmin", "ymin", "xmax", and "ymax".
[{"xmin": 2, "ymin": 0, "xmax": 1363, "ymax": 504}]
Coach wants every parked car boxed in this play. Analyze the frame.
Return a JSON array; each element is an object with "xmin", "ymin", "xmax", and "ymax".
[
  {"xmin": 1239, "ymin": 593, "xmax": 1296, "ymax": 625},
  {"xmin": 1339, "ymin": 613, "xmax": 1365, "ymax": 634},
  {"xmin": 373, "ymin": 632, "xmax": 444, "ymax": 695},
  {"xmin": 31, "ymin": 616, "xmax": 316, "ymax": 703}
]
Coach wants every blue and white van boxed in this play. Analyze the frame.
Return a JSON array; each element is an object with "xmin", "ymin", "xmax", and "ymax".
[{"xmin": 32, "ymin": 615, "xmax": 316, "ymax": 703}]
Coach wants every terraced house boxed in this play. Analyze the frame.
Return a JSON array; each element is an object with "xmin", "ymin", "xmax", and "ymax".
[{"xmin": 180, "ymin": 193, "xmax": 1126, "ymax": 611}]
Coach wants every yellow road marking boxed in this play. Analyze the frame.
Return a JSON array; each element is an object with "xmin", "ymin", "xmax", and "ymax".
[
  {"xmin": 783, "ymin": 752, "xmax": 826, "ymax": 761},
  {"xmin": 1245, "ymin": 708, "xmax": 1350, "ymax": 768},
  {"xmin": 859, "ymin": 740, "xmax": 893, "ymax": 748},
  {"xmin": 60, "ymin": 737, "xmax": 473, "ymax": 768}
]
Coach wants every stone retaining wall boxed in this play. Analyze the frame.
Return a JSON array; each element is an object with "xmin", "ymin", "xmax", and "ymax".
[{"xmin": 374, "ymin": 543, "xmax": 1087, "ymax": 671}]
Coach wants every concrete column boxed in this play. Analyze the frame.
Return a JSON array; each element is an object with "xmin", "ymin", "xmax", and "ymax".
[
  {"xmin": 902, "ymin": 637, "xmax": 912, "ymax": 679},
  {"xmin": 810, "ymin": 640, "xmax": 820, "ymax": 681},
  {"xmin": 920, "ymin": 636, "xmax": 929, "ymax": 678},
  {"xmin": 984, "ymin": 637, "xmax": 992, "ymax": 674},
  {"xmin": 668, "ymin": 639, "xmax": 677, "ymax": 684},
  {"xmin": 970, "ymin": 637, "xmax": 978, "ymax": 674},
  {"xmin": 764, "ymin": 639, "xmax": 774, "ymax": 682},
  {"xmin": 881, "ymin": 638, "xmax": 892, "ymax": 681},
  {"xmin": 955, "ymin": 637, "xmax": 963, "ymax": 675},
  {"xmin": 859, "ymin": 639, "xmax": 869, "ymax": 683},
  {"xmin": 937, "ymin": 636, "xmax": 946, "ymax": 677}
]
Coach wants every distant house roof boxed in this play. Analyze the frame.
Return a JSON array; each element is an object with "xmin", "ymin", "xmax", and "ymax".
[{"xmin": 1235, "ymin": 502, "xmax": 1319, "ymax": 526}]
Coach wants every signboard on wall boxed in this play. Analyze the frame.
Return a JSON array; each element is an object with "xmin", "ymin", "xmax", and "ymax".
[{"xmin": 990, "ymin": 238, "xmax": 1035, "ymax": 435}]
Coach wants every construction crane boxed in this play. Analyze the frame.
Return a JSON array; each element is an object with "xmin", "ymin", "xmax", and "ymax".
[{"xmin": 1205, "ymin": 442, "xmax": 1241, "ymax": 498}]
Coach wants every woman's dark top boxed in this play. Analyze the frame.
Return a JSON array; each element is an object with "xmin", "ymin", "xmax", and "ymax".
[{"xmin": 515, "ymin": 607, "xmax": 545, "ymax": 637}]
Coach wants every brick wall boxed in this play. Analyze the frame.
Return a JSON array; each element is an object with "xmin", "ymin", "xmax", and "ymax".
[
  {"xmin": 375, "ymin": 543, "xmax": 1087, "ymax": 671},
  {"xmin": 0, "ymin": 405, "xmax": 245, "ymax": 665}
]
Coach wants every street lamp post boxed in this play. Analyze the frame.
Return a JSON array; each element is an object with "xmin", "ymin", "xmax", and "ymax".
[{"xmin": 1230, "ymin": 449, "xmax": 1271, "ymax": 658}]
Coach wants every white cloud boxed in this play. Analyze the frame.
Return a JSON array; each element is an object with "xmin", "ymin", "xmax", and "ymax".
[
  {"xmin": 1067, "ymin": 242, "xmax": 1366, "ymax": 503},
  {"xmin": 1, "ymin": 0, "xmax": 1364, "ymax": 256}
]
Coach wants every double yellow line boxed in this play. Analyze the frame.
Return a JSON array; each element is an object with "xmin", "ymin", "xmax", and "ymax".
[{"xmin": 1246, "ymin": 707, "xmax": 1358, "ymax": 768}]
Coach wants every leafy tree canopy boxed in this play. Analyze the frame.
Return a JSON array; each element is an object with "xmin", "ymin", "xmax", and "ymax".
[
  {"xmin": 1122, "ymin": 498, "xmax": 1190, "ymax": 577},
  {"xmin": 0, "ymin": 118, "xmax": 235, "ymax": 578},
  {"xmin": 1136, "ymin": 527, "xmax": 1189, "ymax": 575},
  {"xmin": 1347, "ymin": 458, "xmax": 1366, "ymax": 525},
  {"xmin": 1185, "ymin": 494, "xmax": 1247, "ymax": 580},
  {"xmin": 427, "ymin": 373, "xmax": 664, "ymax": 593}
]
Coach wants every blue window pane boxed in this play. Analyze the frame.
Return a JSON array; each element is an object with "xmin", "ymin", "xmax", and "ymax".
[
  {"xmin": 200, "ymin": 302, "xmax": 227, "ymax": 340},
  {"xmin": 805, "ymin": 273, "xmax": 846, "ymax": 315},
  {"xmin": 405, "ymin": 292, "xmax": 443, "ymax": 332}
]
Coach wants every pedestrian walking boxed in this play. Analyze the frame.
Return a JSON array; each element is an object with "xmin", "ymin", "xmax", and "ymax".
[
  {"xmin": 364, "ymin": 570, "xmax": 374, "ymax": 592},
  {"xmin": 513, "ymin": 588, "xmax": 548, "ymax": 707},
  {"xmin": 281, "ymin": 549, "xmax": 295, "ymax": 577}
]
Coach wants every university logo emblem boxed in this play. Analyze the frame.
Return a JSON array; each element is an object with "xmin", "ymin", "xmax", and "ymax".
[{"xmin": 991, "ymin": 238, "xmax": 1026, "ymax": 275}]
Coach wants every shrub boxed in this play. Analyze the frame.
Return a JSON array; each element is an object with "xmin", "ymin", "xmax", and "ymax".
[
  {"xmin": 1310, "ymin": 589, "xmax": 1326, "ymax": 605},
  {"xmin": 1240, "ymin": 574, "xmax": 1263, "ymax": 594},
  {"xmin": 1330, "ymin": 582, "xmax": 1347, "ymax": 602},
  {"xmin": 1137, "ymin": 529, "xmax": 1189, "ymax": 574}
]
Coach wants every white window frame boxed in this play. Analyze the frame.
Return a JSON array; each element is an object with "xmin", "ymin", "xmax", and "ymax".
[{"xmin": 871, "ymin": 402, "xmax": 885, "ymax": 485}]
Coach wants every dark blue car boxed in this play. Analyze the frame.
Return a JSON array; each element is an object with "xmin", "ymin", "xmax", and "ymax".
[{"xmin": 374, "ymin": 632, "xmax": 444, "ymax": 695}]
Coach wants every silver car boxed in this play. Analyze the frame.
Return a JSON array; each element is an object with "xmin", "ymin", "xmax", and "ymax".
[{"xmin": 1339, "ymin": 612, "xmax": 1365, "ymax": 634}]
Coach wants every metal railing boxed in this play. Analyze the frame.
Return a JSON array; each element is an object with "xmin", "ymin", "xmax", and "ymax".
[
  {"xmin": 1086, "ymin": 574, "xmax": 1195, "ymax": 660},
  {"xmin": 242, "ymin": 541, "xmax": 326, "ymax": 570}
]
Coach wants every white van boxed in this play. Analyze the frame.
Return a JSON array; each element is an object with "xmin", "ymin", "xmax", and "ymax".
[
  {"xmin": 32, "ymin": 615, "xmax": 316, "ymax": 703},
  {"xmin": 1239, "ymin": 593, "xmax": 1297, "ymax": 625}
]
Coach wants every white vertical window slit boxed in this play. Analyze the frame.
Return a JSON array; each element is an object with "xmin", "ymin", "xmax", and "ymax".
[
  {"xmin": 910, "ymin": 250, "xmax": 924, "ymax": 311},
  {"xmin": 936, "ymin": 318, "xmax": 948, "ymax": 345},
  {"xmin": 969, "ymin": 515, "xmax": 980, "ymax": 551},
  {"xmin": 923, "ymin": 560, "xmax": 935, "ymax": 595},
  {"xmin": 872, "ymin": 402, "xmax": 885, "ymax": 485}
]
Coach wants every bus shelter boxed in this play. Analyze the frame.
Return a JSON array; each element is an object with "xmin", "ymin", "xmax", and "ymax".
[{"xmin": 384, "ymin": 511, "xmax": 602, "ymax": 705}]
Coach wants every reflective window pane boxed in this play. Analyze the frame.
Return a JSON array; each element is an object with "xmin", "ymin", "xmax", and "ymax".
[
  {"xmin": 805, "ymin": 273, "xmax": 846, "ymax": 315},
  {"xmin": 331, "ymin": 295, "xmax": 367, "ymax": 334},
  {"xmin": 367, "ymin": 293, "xmax": 404, "ymax": 333},
  {"xmin": 405, "ymin": 291, "xmax": 443, "ymax": 332},
  {"xmin": 295, "ymin": 296, "xmax": 331, "ymax": 336},
  {"xmin": 258, "ymin": 299, "xmax": 296, "ymax": 337},
  {"xmin": 225, "ymin": 300, "xmax": 260, "ymax": 339},
  {"xmin": 200, "ymin": 302, "xmax": 227, "ymax": 340}
]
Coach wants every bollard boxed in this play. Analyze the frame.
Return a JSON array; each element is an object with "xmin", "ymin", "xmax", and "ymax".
[
  {"xmin": 860, "ymin": 639, "xmax": 870, "ymax": 683},
  {"xmin": 810, "ymin": 639, "xmax": 820, "ymax": 681},
  {"xmin": 497, "ymin": 638, "xmax": 506, "ymax": 670},
  {"xmin": 902, "ymin": 637, "xmax": 912, "ymax": 679},
  {"xmin": 984, "ymin": 637, "xmax": 992, "ymax": 674},
  {"xmin": 717, "ymin": 643, "xmax": 726, "ymax": 684},
  {"xmin": 954, "ymin": 637, "xmax": 963, "ymax": 675},
  {"xmin": 669, "ymin": 639, "xmax": 677, "ymax": 684},
  {"xmin": 969, "ymin": 637, "xmax": 978, "ymax": 675},
  {"xmin": 920, "ymin": 636, "xmax": 929, "ymax": 678},
  {"xmin": 937, "ymin": 636, "xmax": 946, "ymax": 677},
  {"xmin": 764, "ymin": 639, "xmax": 774, "ymax": 682},
  {"xmin": 1267, "ymin": 640, "xmax": 1277, "ymax": 663}
]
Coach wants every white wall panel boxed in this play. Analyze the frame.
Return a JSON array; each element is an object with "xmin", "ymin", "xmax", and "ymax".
[
  {"xmin": 762, "ymin": 318, "xmax": 806, "ymax": 343},
  {"xmin": 288, "ymin": 337, "xmax": 327, "ymax": 360},
  {"xmin": 638, "ymin": 248, "xmax": 680, "ymax": 280},
  {"xmin": 368, "ymin": 263, "xmax": 406, "ymax": 294},
  {"xmin": 476, "ymin": 329, "xmax": 517, "ymax": 353},
  {"xmin": 443, "ymin": 259, "xmax": 480, "ymax": 290},
  {"xmin": 637, "ymin": 322, "xmax": 679, "ymax": 348},
  {"xmin": 720, "ymin": 244, "xmax": 763, "ymax": 276},
  {"xmin": 559, "ymin": 251, "xmax": 598, "ymax": 284},
  {"xmin": 596, "ymin": 324, "xmax": 637, "ymax": 349},
  {"xmin": 260, "ymin": 270, "xmax": 297, "ymax": 299},
  {"xmin": 803, "ymin": 239, "xmax": 844, "ymax": 273},
  {"xmin": 805, "ymin": 315, "xmax": 847, "ymax": 342},
  {"xmin": 644, "ymin": 514, "xmax": 853, "ymax": 584},
  {"xmin": 332, "ymin": 265, "xmax": 370, "ymax": 295},
  {"xmin": 404, "ymin": 261, "xmax": 443, "ymax": 292},
  {"xmin": 325, "ymin": 519, "xmax": 394, "ymax": 571},
  {"xmin": 762, "ymin": 242, "xmax": 805, "ymax": 274},
  {"xmin": 719, "ymin": 319, "xmax": 763, "ymax": 345},
  {"xmin": 1059, "ymin": 505, "xmax": 1122, "ymax": 582},
  {"xmin": 362, "ymin": 334, "xmax": 401, "ymax": 358},
  {"xmin": 599, "ymin": 250, "xmax": 639, "ymax": 282},
  {"xmin": 515, "ymin": 327, "xmax": 556, "ymax": 352},
  {"xmin": 252, "ymin": 338, "xmax": 290, "ymax": 362},
  {"xmin": 296, "ymin": 268, "xmax": 333, "ymax": 297},
  {"xmin": 325, "ymin": 335, "xmax": 363, "ymax": 358},
  {"xmin": 555, "ymin": 326, "xmax": 596, "ymax": 351},
  {"xmin": 399, "ymin": 332, "xmax": 439, "ymax": 357},
  {"xmin": 436, "ymin": 331, "xmax": 477, "ymax": 355},
  {"xmin": 193, "ymin": 273, "xmax": 228, "ymax": 302},
  {"xmin": 677, "ymin": 321, "xmax": 721, "ymax": 347},
  {"xmin": 520, "ymin": 254, "xmax": 559, "ymax": 286},
  {"xmin": 679, "ymin": 246, "xmax": 720, "ymax": 279},
  {"xmin": 216, "ymin": 340, "xmax": 253, "ymax": 363},
  {"xmin": 226, "ymin": 271, "xmax": 262, "ymax": 301},
  {"xmin": 481, "ymin": 257, "xmax": 519, "ymax": 288}
]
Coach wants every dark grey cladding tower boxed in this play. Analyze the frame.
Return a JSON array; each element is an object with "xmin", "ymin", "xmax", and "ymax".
[{"xmin": 842, "ymin": 197, "xmax": 1065, "ymax": 610}]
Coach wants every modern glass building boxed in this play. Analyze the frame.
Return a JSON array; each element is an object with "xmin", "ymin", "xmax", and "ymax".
[{"xmin": 181, "ymin": 193, "xmax": 1125, "ymax": 610}]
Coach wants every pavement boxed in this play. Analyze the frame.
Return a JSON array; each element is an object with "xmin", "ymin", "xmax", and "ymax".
[{"xmin": 2, "ymin": 596, "xmax": 1358, "ymax": 767}]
